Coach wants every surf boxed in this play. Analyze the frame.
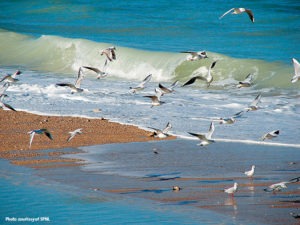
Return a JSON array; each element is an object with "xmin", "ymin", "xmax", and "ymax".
[{"xmin": 0, "ymin": 29, "xmax": 295, "ymax": 90}]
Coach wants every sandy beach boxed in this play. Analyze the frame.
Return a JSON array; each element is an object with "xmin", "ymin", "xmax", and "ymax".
[{"xmin": 0, "ymin": 110, "xmax": 174, "ymax": 166}]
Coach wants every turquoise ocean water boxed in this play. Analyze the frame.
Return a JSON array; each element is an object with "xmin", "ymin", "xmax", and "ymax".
[{"xmin": 0, "ymin": 1, "xmax": 300, "ymax": 224}]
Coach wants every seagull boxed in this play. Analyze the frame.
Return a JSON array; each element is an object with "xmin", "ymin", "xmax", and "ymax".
[
  {"xmin": 290, "ymin": 212, "xmax": 300, "ymax": 219},
  {"xmin": 213, "ymin": 114, "xmax": 237, "ymax": 125},
  {"xmin": 130, "ymin": 74, "xmax": 152, "ymax": 93},
  {"xmin": 181, "ymin": 51, "xmax": 208, "ymax": 61},
  {"xmin": 0, "ymin": 70, "xmax": 22, "ymax": 83},
  {"xmin": 67, "ymin": 128, "xmax": 83, "ymax": 142},
  {"xmin": 264, "ymin": 176, "xmax": 300, "ymax": 192},
  {"xmin": 291, "ymin": 58, "xmax": 300, "ymax": 83},
  {"xmin": 172, "ymin": 186, "xmax": 182, "ymax": 192},
  {"xmin": 0, "ymin": 94, "xmax": 17, "ymax": 111},
  {"xmin": 219, "ymin": 8, "xmax": 255, "ymax": 23},
  {"xmin": 246, "ymin": 93, "xmax": 261, "ymax": 111},
  {"xmin": 148, "ymin": 122, "xmax": 172, "ymax": 138},
  {"xmin": 100, "ymin": 46, "xmax": 116, "ymax": 62},
  {"xmin": 224, "ymin": 182, "xmax": 238, "ymax": 196},
  {"xmin": 28, "ymin": 128, "xmax": 53, "ymax": 148},
  {"xmin": 188, "ymin": 122, "xmax": 215, "ymax": 146},
  {"xmin": 158, "ymin": 80, "xmax": 179, "ymax": 94},
  {"xmin": 82, "ymin": 66, "xmax": 107, "ymax": 79},
  {"xmin": 56, "ymin": 67, "xmax": 84, "ymax": 93},
  {"xmin": 261, "ymin": 130, "xmax": 280, "ymax": 141},
  {"xmin": 144, "ymin": 88, "xmax": 165, "ymax": 107},
  {"xmin": 237, "ymin": 73, "xmax": 254, "ymax": 88},
  {"xmin": 244, "ymin": 165, "xmax": 255, "ymax": 178},
  {"xmin": 182, "ymin": 60, "xmax": 217, "ymax": 87}
]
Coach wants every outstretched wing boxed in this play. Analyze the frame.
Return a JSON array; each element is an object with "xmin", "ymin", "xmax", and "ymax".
[
  {"xmin": 245, "ymin": 9, "xmax": 255, "ymax": 22},
  {"xmin": 162, "ymin": 122, "xmax": 172, "ymax": 134},
  {"xmin": 75, "ymin": 67, "xmax": 84, "ymax": 88},
  {"xmin": 182, "ymin": 76, "xmax": 203, "ymax": 87},
  {"xmin": 219, "ymin": 8, "xmax": 234, "ymax": 19},
  {"xmin": 188, "ymin": 132, "xmax": 207, "ymax": 141},
  {"xmin": 250, "ymin": 93, "xmax": 261, "ymax": 107},
  {"xmin": 206, "ymin": 122, "xmax": 215, "ymax": 139}
]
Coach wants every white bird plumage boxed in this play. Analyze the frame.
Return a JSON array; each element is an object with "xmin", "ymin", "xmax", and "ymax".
[
  {"xmin": 224, "ymin": 182, "xmax": 238, "ymax": 196},
  {"xmin": 244, "ymin": 165, "xmax": 255, "ymax": 178},
  {"xmin": 291, "ymin": 58, "xmax": 300, "ymax": 83},
  {"xmin": 219, "ymin": 8, "xmax": 254, "ymax": 23},
  {"xmin": 188, "ymin": 122, "xmax": 215, "ymax": 146},
  {"xmin": 67, "ymin": 128, "xmax": 83, "ymax": 142}
]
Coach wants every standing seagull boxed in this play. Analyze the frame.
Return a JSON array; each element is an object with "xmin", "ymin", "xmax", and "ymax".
[
  {"xmin": 237, "ymin": 73, "xmax": 254, "ymax": 88},
  {"xmin": 56, "ymin": 67, "xmax": 85, "ymax": 94},
  {"xmin": 261, "ymin": 130, "xmax": 280, "ymax": 141},
  {"xmin": 224, "ymin": 182, "xmax": 238, "ymax": 196},
  {"xmin": 291, "ymin": 58, "xmax": 300, "ymax": 83},
  {"xmin": 181, "ymin": 51, "xmax": 208, "ymax": 61},
  {"xmin": 100, "ymin": 46, "xmax": 116, "ymax": 62},
  {"xmin": 188, "ymin": 122, "xmax": 215, "ymax": 146},
  {"xmin": 244, "ymin": 165, "xmax": 255, "ymax": 178},
  {"xmin": 67, "ymin": 128, "xmax": 83, "ymax": 142},
  {"xmin": 246, "ymin": 93, "xmax": 261, "ymax": 111},
  {"xmin": 130, "ymin": 74, "xmax": 152, "ymax": 93},
  {"xmin": 148, "ymin": 122, "xmax": 172, "ymax": 138},
  {"xmin": 82, "ymin": 66, "xmax": 107, "ymax": 79},
  {"xmin": 0, "ymin": 70, "xmax": 22, "ymax": 83},
  {"xmin": 219, "ymin": 8, "xmax": 255, "ymax": 23},
  {"xmin": 182, "ymin": 61, "xmax": 217, "ymax": 87},
  {"xmin": 28, "ymin": 128, "xmax": 53, "ymax": 148}
]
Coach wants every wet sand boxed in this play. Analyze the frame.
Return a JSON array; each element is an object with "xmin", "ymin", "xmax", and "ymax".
[
  {"xmin": 0, "ymin": 110, "xmax": 174, "ymax": 166},
  {"xmin": 1, "ymin": 110, "xmax": 300, "ymax": 224}
]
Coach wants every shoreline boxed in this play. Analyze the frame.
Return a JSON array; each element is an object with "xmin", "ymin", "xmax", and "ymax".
[{"xmin": 0, "ymin": 110, "xmax": 175, "ymax": 166}]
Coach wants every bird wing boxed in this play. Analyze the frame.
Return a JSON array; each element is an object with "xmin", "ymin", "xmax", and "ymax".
[
  {"xmin": 101, "ymin": 49, "xmax": 113, "ymax": 61},
  {"xmin": 29, "ymin": 131, "xmax": 35, "ymax": 147},
  {"xmin": 243, "ymin": 73, "xmax": 253, "ymax": 83},
  {"xmin": 141, "ymin": 74, "xmax": 152, "ymax": 85},
  {"xmin": 181, "ymin": 51, "xmax": 197, "ymax": 56},
  {"xmin": 3, "ymin": 102, "xmax": 17, "ymax": 111},
  {"xmin": 170, "ymin": 80, "xmax": 179, "ymax": 89},
  {"xmin": 245, "ymin": 9, "xmax": 255, "ymax": 22},
  {"xmin": 110, "ymin": 48, "xmax": 116, "ymax": 60},
  {"xmin": 206, "ymin": 122, "xmax": 215, "ymax": 139},
  {"xmin": 292, "ymin": 58, "xmax": 300, "ymax": 76},
  {"xmin": 219, "ymin": 8, "xmax": 234, "ymax": 19},
  {"xmin": 162, "ymin": 122, "xmax": 172, "ymax": 134},
  {"xmin": 158, "ymin": 83, "xmax": 171, "ymax": 93},
  {"xmin": 0, "ymin": 75, "xmax": 10, "ymax": 83},
  {"xmin": 182, "ymin": 76, "xmax": 203, "ymax": 87},
  {"xmin": 43, "ymin": 129, "xmax": 53, "ymax": 140},
  {"xmin": 250, "ymin": 93, "xmax": 261, "ymax": 107},
  {"xmin": 75, "ymin": 67, "xmax": 84, "ymax": 88},
  {"xmin": 56, "ymin": 83, "xmax": 75, "ymax": 88},
  {"xmin": 82, "ymin": 66, "xmax": 102, "ymax": 74},
  {"xmin": 188, "ymin": 132, "xmax": 207, "ymax": 141}
]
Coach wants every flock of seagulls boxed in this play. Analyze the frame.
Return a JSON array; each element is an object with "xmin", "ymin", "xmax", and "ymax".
[{"xmin": 0, "ymin": 7, "xmax": 299, "ymax": 217}]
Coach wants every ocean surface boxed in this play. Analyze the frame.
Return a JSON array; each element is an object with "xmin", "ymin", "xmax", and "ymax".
[{"xmin": 0, "ymin": 0, "xmax": 300, "ymax": 224}]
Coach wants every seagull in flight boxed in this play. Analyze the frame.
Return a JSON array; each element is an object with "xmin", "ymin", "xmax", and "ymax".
[
  {"xmin": 291, "ymin": 58, "xmax": 300, "ymax": 83},
  {"xmin": 148, "ymin": 122, "xmax": 172, "ymax": 138},
  {"xmin": 224, "ymin": 182, "xmax": 238, "ymax": 196},
  {"xmin": 100, "ymin": 46, "xmax": 116, "ymax": 62},
  {"xmin": 188, "ymin": 122, "xmax": 215, "ymax": 146},
  {"xmin": 245, "ymin": 93, "xmax": 261, "ymax": 111},
  {"xmin": 158, "ymin": 80, "xmax": 179, "ymax": 95},
  {"xmin": 219, "ymin": 8, "xmax": 255, "ymax": 23},
  {"xmin": 130, "ymin": 74, "xmax": 152, "ymax": 93},
  {"xmin": 181, "ymin": 51, "xmax": 208, "ymax": 61},
  {"xmin": 67, "ymin": 128, "xmax": 83, "ymax": 142},
  {"xmin": 261, "ymin": 130, "xmax": 280, "ymax": 141},
  {"xmin": 28, "ymin": 128, "xmax": 53, "ymax": 148},
  {"xmin": 264, "ymin": 176, "xmax": 300, "ymax": 193},
  {"xmin": 244, "ymin": 165, "xmax": 255, "ymax": 178},
  {"xmin": 82, "ymin": 66, "xmax": 107, "ymax": 79},
  {"xmin": 0, "ymin": 70, "xmax": 22, "ymax": 83},
  {"xmin": 237, "ymin": 73, "xmax": 254, "ymax": 88},
  {"xmin": 144, "ymin": 88, "xmax": 165, "ymax": 107},
  {"xmin": 56, "ymin": 67, "xmax": 85, "ymax": 94},
  {"xmin": 182, "ymin": 60, "xmax": 217, "ymax": 87},
  {"xmin": 0, "ymin": 94, "xmax": 17, "ymax": 111}
]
